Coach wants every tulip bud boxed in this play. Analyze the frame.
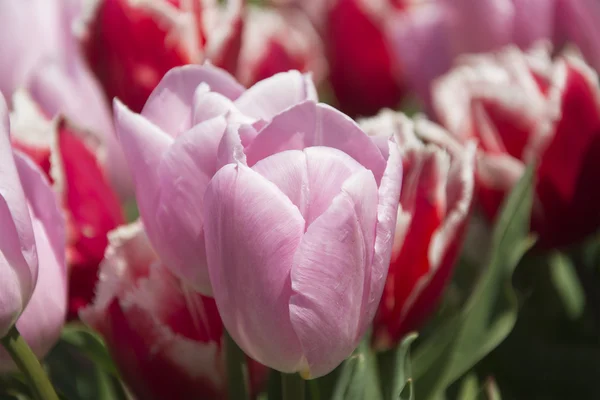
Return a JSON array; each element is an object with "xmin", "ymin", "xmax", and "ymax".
[
  {"xmin": 0, "ymin": 95, "xmax": 67, "ymax": 370},
  {"xmin": 10, "ymin": 92, "xmax": 125, "ymax": 319},
  {"xmin": 433, "ymin": 44, "xmax": 600, "ymax": 248},
  {"xmin": 360, "ymin": 110, "xmax": 475, "ymax": 350},
  {"xmin": 81, "ymin": 222, "xmax": 266, "ymax": 399},
  {"xmin": 202, "ymin": 102, "xmax": 402, "ymax": 378},
  {"xmin": 113, "ymin": 65, "xmax": 318, "ymax": 294}
]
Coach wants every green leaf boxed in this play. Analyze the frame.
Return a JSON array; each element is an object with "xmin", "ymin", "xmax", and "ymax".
[
  {"xmin": 412, "ymin": 164, "xmax": 536, "ymax": 400},
  {"xmin": 331, "ymin": 338, "xmax": 382, "ymax": 400},
  {"xmin": 548, "ymin": 252, "xmax": 585, "ymax": 320},
  {"xmin": 59, "ymin": 323, "xmax": 118, "ymax": 376},
  {"xmin": 457, "ymin": 374, "xmax": 479, "ymax": 400},
  {"xmin": 378, "ymin": 333, "xmax": 418, "ymax": 400},
  {"xmin": 45, "ymin": 340, "xmax": 127, "ymax": 400}
]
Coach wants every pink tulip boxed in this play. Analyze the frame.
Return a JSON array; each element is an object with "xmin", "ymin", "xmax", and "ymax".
[
  {"xmin": 388, "ymin": 0, "xmax": 557, "ymax": 103},
  {"xmin": 114, "ymin": 65, "xmax": 319, "ymax": 295},
  {"xmin": 432, "ymin": 44, "xmax": 600, "ymax": 247},
  {"xmin": 10, "ymin": 95, "xmax": 125, "ymax": 320},
  {"xmin": 360, "ymin": 110, "xmax": 475, "ymax": 350},
  {"xmin": 81, "ymin": 222, "xmax": 266, "ymax": 400},
  {"xmin": 202, "ymin": 102, "xmax": 402, "ymax": 378},
  {"xmin": 0, "ymin": 95, "xmax": 66, "ymax": 370}
]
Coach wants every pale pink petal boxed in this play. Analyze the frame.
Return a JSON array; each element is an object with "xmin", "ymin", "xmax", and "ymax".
[
  {"xmin": 234, "ymin": 71, "xmax": 318, "ymax": 122},
  {"xmin": 0, "ymin": 151, "xmax": 66, "ymax": 371},
  {"xmin": 216, "ymin": 125, "xmax": 248, "ymax": 168},
  {"xmin": 0, "ymin": 98, "xmax": 37, "ymax": 336},
  {"xmin": 252, "ymin": 147, "xmax": 365, "ymax": 228},
  {"xmin": 512, "ymin": 0, "xmax": 556, "ymax": 48},
  {"xmin": 203, "ymin": 164, "xmax": 305, "ymax": 372},
  {"xmin": 289, "ymin": 169, "xmax": 378, "ymax": 378},
  {"xmin": 154, "ymin": 117, "xmax": 228, "ymax": 294},
  {"xmin": 113, "ymin": 100, "xmax": 173, "ymax": 253},
  {"xmin": 245, "ymin": 101, "xmax": 386, "ymax": 181},
  {"xmin": 360, "ymin": 140, "xmax": 402, "ymax": 333},
  {"xmin": 387, "ymin": 5, "xmax": 454, "ymax": 102},
  {"xmin": 142, "ymin": 65, "xmax": 244, "ymax": 137}
]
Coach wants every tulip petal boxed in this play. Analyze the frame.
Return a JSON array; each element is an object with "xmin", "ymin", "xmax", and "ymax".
[
  {"xmin": 1, "ymin": 151, "xmax": 67, "ymax": 370},
  {"xmin": 361, "ymin": 141, "xmax": 402, "ymax": 332},
  {"xmin": 204, "ymin": 164, "xmax": 305, "ymax": 372},
  {"xmin": 114, "ymin": 100, "xmax": 173, "ymax": 253},
  {"xmin": 0, "ymin": 99, "xmax": 36, "ymax": 336},
  {"xmin": 289, "ymin": 169, "xmax": 378, "ymax": 378},
  {"xmin": 252, "ymin": 147, "xmax": 365, "ymax": 228},
  {"xmin": 234, "ymin": 71, "xmax": 318, "ymax": 122},
  {"xmin": 245, "ymin": 101, "xmax": 386, "ymax": 181},
  {"xmin": 154, "ymin": 117, "xmax": 228, "ymax": 294},
  {"xmin": 142, "ymin": 65, "xmax": 244, "ymax": 137}
]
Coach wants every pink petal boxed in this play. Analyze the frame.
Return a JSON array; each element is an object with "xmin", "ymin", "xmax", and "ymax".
[
  {"xmin": 252, "ymin": 147, "xmax": 365, "ymax": 229},
  {"xmin": 0, "ymin": 151, "xmax": 66, "ymax": 371},
  {"xmin": 360, "ymin": 140, "xmax": 403, "ymax": 333},
  {"xmin": 141, "ymin": 65, "xmax": 244, "ymax": 137},
  {"xmin": 113, "ymin": 100, "xmax": 173, "ymax": 253},
  {"xmin": 203, "ymin": 164, "xmax": 305, "ymax": 372},
  {"xmin": 289, "ymin": 168, "xmax": 378, "ymax": 378},
  {"xmin": 234, "ymin": 71, "xmax": 318, "ymax": 122},
  {"xmin": 245, "ymin": 101, "xmax": 386, "ymax": 181},
  {"xmin": 154, "ymin": 117, "xmax": 228, "ymax": 294},
  {"xmin": 0, "ymin": 98, "xmax": 37, "ymax": 336}
]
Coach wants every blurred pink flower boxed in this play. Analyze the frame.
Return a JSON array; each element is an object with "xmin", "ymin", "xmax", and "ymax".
[
  {"xmin": 432, "ymin": 44, "xmax": 600, "ymax": 247},
  {"xmin": 360, "ymin": 111, "xmax": 475, "ymax": 350},
  {"xmin": 0, "ymin": 95, "xmax": 67, "ymax": 370},
  {"xmin": 81, "ymin": 222, "xmax": 267, "ymax": 399},
  {"xmin": 388, "ymin": 0, "xmax": 557, "ymax": 103}
]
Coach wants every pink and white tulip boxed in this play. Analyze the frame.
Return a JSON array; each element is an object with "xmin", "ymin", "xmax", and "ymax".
[
  {"xmin": 360, "ymin": 111, "xmax": 475, "ymax": 350},
  {"xmin": 81, "ymin": 222, "xmax": 262, "ymax": 399},
  {"xmin": 0, "ymin": 95, "xmax": 67, "ymax": 370}
]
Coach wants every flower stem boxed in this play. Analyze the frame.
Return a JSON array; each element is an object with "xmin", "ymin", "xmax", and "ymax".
[
  {"xmin": 0, "ymin": 325, "xmax": 59, "ymax": 400},
  {"xmin": 225, "ymin": 330, "xmax": 250, "ymax": 400},
  {"xmin": 282, "ymin": 372, "xmax": 305, "ymax": 400}
]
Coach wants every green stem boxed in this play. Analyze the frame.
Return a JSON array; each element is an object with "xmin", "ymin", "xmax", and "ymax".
[
  {"xmin": 0, "ymin": 326, "xmax": 59, "ymax": 400},
  {"xmin": 282, "ymin": 372, "xmax": 305, "ymax": 400},
  {"xmin": 225, "ymin": 331, "xmax": 249, "ymax": 400}
]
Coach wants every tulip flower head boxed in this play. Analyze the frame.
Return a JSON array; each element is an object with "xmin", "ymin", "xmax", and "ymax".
[
  {"xmin": 114, "ymin": 64, "xmax": 319, "ymax": 295},
  {"xmin": 360, "ymin": 110, "xmax": 475, "ymax": 350},
  {"xmin": 203, "ymin": 102, "xmax": 402, "ymax": 378},
  {"xmin": 433, "ymin": 44, "xmax": 600, "ymax": 247}
]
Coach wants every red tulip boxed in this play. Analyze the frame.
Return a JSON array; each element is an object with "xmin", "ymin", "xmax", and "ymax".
[
  {"xmin": 81, "ymin": 222, "xmax": 266, "ymax": 400},
  {"xmin": 325, "ymin": 0, "xmax": 408, "ymax": 117},
  {"xmin": 433, "ymin": 44, "xmax": 600, "ymax": 248},
  {"xmin": 360, "ymin": 111, "xmax": 475, "ymax": 349},
  {"xmin": 84, "ymin": 0, "xmax": 325, "ymax": 113},
  {"xmin": 10, "ymin": 96, "xmax": 124, "ymax": 319}
]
